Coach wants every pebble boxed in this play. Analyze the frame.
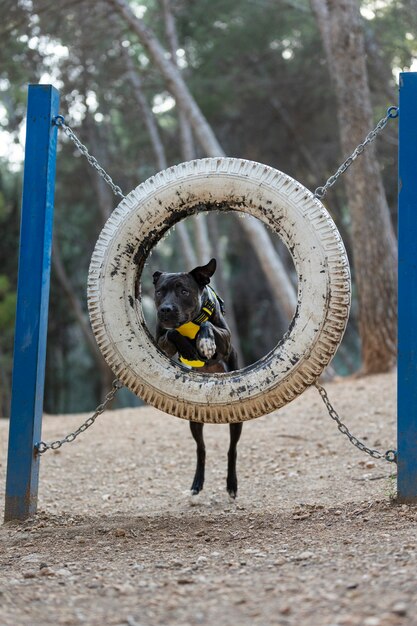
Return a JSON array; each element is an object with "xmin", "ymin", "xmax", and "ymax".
[
  {"xmin": 391, "ymin": 602, "xmax": 407, "ymax": 616},
  {"xmin": 40, "ymin": 567, "xmax": 55, "ymax": 577},
  {"xmin": 131, "ymin": 563, "xmax": 145, "ymax": 571},
  {"xmin": 293, "ymin": 512, "xmax": 311, "ymax": 520},
  {"xmin": 56, "ymin": 568, "xmax": 72, "ymax": 577},
  {"xmin": 177, "ymin": 578, "xmax": 194, "ymax": 585},
  {"xmin": 21, "ymin": 553, "xmax": 43, "ymax": 564},
  {"xmin": 346, "ymin": 581, "xmax": 359, "ymax": 589},
  {"xmin": 295, "ymin": 551, "xmax": 315, "ymax": 561},
  {"xmin": 279, "ymin": 605, "xmax": 291, "ymax": 615},
  {"xmin": 196, "ymin": 556, "xmax": 208, "ymax": 565},
  {"xmin": 114, "ymin": 528, "xmax": 126, "ymax": 537}
]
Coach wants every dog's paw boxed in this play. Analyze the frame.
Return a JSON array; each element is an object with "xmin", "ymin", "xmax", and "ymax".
[
  {"xmin": 196, "ymin": 336, "xmax": 216, "ymax": 360},
  {"xmin": 227, "ymin": 475, "xmax": 238, "ymax": 499},
  {"xmin": 191, "ymin": 472, "xmax": 204, "ymax": 495}
]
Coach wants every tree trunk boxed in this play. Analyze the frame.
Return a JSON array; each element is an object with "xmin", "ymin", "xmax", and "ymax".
[
  {"xmin": 109, "ymin": 0, "xmax": 297, "ymax": 324},
  {"xmin": 310, "ymin": 0, "xmax": 397, "ymax": 374},
  {"xmin": 121, "ymin": 44, "xmax": 198, "ymax": 269},
  {"xmin": 122, "ymin": 47, "xmax": 167, "ymax": 172},
  {"xmin": 160, "ymin": 0, "xmax": 211, "ymax": 268},
  {"xmin": 161, "ymin": 0, "xmax": 195, "ymax": 162},
  {"xmin": 160, "ymin": 0, "xmax": 210, "ymax": 266},
  {"xmin": 160, "ymin": 0, "xmax": 245, "ymax": 363}
]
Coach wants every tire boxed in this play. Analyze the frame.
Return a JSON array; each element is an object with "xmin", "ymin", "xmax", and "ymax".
[{"xmin": 87, "ymin": 158, "xmax": 351, "ymax": 424}]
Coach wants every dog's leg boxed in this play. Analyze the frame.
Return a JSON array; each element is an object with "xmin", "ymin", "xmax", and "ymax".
[
  {"xmin": 225, "ymin": 347, "xmax": 242, "ymax": 498},
  {"xmin": 190, "ymin": 421, "xmax": 205, "ymax": 495},
  {"xmin": 227, "ymin": 422, "xmax": 243, "ymax": 498}
]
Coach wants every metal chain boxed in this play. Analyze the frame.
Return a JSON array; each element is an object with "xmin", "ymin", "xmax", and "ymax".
[
  {"xmin": 53, "ymin": 115, "xmax": 126, "ymax": 200},
  {"xmin": 314, "ymin": 106, "xmax": 399, "ymax": 199},
  {"xmin": 36, "ymin": 380, "xmax": 123, "ymax": 454},
  {"xmin": 315, "ymin": 382, "xmax": 397, "ymax": 463},
  {"xmin": 314, "ymin": 106, "xmax": 399, "ymax": 462},
  {"xmin": 51, "ymin": 108, "xmax": 399, "ymax": 464}
]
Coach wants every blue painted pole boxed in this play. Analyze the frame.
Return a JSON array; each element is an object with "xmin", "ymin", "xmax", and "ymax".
[
  {"xmin": 398, "ymin": 72, "xmax": 417, "ymax": 502},
  {"xmin": 4, "ymin": 85, "xmax": 60, "ymax": 521}
]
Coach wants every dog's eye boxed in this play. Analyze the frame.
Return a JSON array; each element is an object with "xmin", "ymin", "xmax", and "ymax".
[
  {"xmin": 181, "ymin": 289, "xmax": 189, "ymax": 296},
  {"xmin": 156, "ymin": 290, "xmax": 162, "ymax": 296}
]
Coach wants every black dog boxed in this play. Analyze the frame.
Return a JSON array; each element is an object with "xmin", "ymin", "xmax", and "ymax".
[{"xmin": 153, "ymin": 258, "xmax": 243, "ymax": 498}]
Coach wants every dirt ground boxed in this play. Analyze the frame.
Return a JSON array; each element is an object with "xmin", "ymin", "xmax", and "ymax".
[{"xmin": 1, "ymin": 371, "xmax": 416, "ymax": 626}]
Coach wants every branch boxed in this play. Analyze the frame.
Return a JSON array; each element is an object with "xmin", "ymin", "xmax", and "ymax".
[{"xmin": 108, "ymin": 0, "xmax": 224, "ymax": 157}]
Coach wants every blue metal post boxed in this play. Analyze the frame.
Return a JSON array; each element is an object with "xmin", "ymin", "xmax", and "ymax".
[
  {"xmin": 4, "ymin": 85, "xmax": 60, "ymax": 521},
  {"xmin": 398, "ymin": 72, "xmax": 417, "ymax": 502}
]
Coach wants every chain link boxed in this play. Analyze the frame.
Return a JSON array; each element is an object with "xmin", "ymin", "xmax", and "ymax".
[
  {"xmin": 315, "ymin": 382, "xmax": 397, "ymax": 463},
  {"xmin": 53, "ymin": 115, "xmax": 125, "ymax": 200},
  {"xmin": 314, "ymin": 106, "xmax": 399, "ymax": 199},
  {"xmin": 36, "ymin": 380, "xmax": 123, "ymax": 454}
]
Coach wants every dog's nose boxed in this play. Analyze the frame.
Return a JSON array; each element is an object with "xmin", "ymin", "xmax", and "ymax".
[{"xmin": 160, "ymin": 305, "xmax": 175, "ymax": 315}]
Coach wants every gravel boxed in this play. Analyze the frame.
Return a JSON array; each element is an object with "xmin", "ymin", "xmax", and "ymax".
[{"xmin": 1, "ymin": 371, "xmax": 415, "ymax": 626}]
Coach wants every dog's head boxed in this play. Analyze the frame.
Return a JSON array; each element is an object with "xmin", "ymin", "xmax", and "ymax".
[{"xmin": 153, "ymin": 258, "xmax": 216, "ymax": 328}]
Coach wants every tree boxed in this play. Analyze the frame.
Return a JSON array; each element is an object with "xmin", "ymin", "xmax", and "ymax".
[
  {"xmin": 310, "ymin": 0, "xmax": 397, "ymax": 373},
  {"xmin": 107, "ymin": 0, "xmax": 298, "ymax": 321},
  {"xmin": 121, "ymin": 42, "xmax": 198, "ymax": 269}
]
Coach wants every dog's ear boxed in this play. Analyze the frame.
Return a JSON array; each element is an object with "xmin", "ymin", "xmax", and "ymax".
[
  {"xmin": 189, "ymin": 258, "xmax": 216, "ymax": 287},
  {"xmin": 153, "ymin": 271, "xmax": 163, "ymax": 285}
]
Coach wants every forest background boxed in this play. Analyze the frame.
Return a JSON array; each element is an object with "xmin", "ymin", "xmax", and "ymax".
[{"xmin": 0, "ymin": 0, "xmax": 416, "ymax": 416}]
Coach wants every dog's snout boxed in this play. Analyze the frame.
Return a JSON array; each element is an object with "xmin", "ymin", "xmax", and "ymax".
[
  {"xmin": 158, "ymin": 302, "xmax": 179, "ymax": 328},
  {"xmin": 159, "ymin": 304, "xmax": 176, "ymax": 315}
]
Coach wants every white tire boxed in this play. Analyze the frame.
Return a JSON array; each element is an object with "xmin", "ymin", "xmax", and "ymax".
[{"xmin": 87, "ymin": 158, "xmax": 350, "ymax": 423}]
